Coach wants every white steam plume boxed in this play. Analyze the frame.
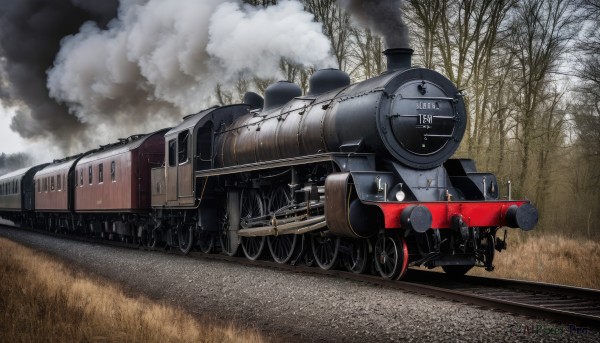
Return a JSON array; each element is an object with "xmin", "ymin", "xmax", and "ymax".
[{"xmin": 47, "ymin": 0, "xmax": 334, "ymax": 149}]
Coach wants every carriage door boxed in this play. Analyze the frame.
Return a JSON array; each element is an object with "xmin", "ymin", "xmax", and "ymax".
[{"xmin": 167, "ymin": 138, "xmax": 178, "ymax": 202}]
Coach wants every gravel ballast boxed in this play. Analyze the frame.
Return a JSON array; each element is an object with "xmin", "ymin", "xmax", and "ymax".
[{"xmin": 1, "ymin": 226, "xmax": 597, "ymax": 342}]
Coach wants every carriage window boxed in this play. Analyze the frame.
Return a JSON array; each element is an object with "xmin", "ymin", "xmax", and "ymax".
[
  {"xmin": 57, "ymin": 173, "xmax": 61, "ymax": 190},
  {"xmin": 178, "ymin": 131, "xmax": 189, "ymax": 164},
  {"xmin": 51, "ymin": 176, "xmax": 55, "ymax": 191},
  {"xmin": 88, "ymin": 166, "xmax": 93, "ymax": 185},
  {"xmin": 63, "ymin": 174, "xmax": 66, "ymax": 190},
  {"xmin": 80, "ymin": 169, "xmax": 83, "ymax": 186},
  {"xmin": 98, "ymin": 164, "xmax": 103, "ymax": 183},
  {"xmin": 111, "ymin": 161, "xmax": 116, "ymax": 182},
  {"xmin": 168, "ymin": 139, "xmax": 176, "ymax": 167}
]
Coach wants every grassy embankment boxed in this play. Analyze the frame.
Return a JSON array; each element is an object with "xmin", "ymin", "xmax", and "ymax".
[
  {"xmin": 469, "ymin": 232, "xmax": 600, "ymax": 289},
  {"xmin": 0, "ymin": 237, "xmax": 266, "ymax": 343}
]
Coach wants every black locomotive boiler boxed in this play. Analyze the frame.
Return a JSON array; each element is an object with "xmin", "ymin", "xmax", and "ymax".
[{"xmin": 149, "ymin": 48, "xmax": 538, "ymax": 279}]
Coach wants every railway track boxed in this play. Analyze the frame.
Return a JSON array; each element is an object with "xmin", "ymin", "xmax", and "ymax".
[
  {"xmin": 2, "ymin": 223, "xmax": 599, "ymax": 329},
  {"xmin": 198, "ymin": 253, "xmax": 600, "ymax": 329}
]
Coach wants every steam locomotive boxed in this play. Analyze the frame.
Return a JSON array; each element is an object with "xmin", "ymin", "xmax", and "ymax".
[{"xmin": 0, "ymin": 48, "xmax": 537, "ymax": 279}]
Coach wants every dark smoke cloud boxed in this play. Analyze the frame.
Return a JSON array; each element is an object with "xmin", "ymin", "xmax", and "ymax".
[
  {"xmin": 0, "ymin": 0, "xmax": 119, "ymax": 153},
  {"xmin": 338, "ymin": 0, "xmax": 409, "ymax": 48},
  {"xmin": 0, "ymin": 152, "xmax": 32, "ymax": 175}
]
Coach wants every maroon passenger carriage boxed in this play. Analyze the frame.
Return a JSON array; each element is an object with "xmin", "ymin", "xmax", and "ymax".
[
  {"xmin": 69, "ymin": 129, "xmax": 168, "ymax": 240},
  {"xmin": 33, "ymin": 155, "xmax": 83, "ymax": 231}
]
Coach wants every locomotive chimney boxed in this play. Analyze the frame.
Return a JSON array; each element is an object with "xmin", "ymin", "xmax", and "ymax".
[{"xmin": 383, "ymin": 48, "xmax": 413, "ymax": 72}]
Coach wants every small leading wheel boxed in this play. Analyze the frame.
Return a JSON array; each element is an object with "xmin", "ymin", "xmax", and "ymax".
[
  {"xmin": 342, "ymin": 238, "xmax": 370, "ymax": 274},
  {"xmin": 442, "ymin": 264, "xmax": 473, "ymax": 276},
  {"xmin": 240, "ymin": 190, "xmax": 266, "ymax": 260},
  {"xmin": 268, "ymin": 234, "xmax": 298, "ymax": 264},
  {"xmin": 198, "ymin": 232, "xmax": 216, "ymax": 254},
  {"xmin": 311, "ymin": 234, "xmax": 340, "ymax": 270},
  {"xmin": 374, "ymin": 234, "xmax": 408, "ymax": 280},
  {"xmin": 178, "ymin": 224, "xmax": 195, "ymax": 255}
]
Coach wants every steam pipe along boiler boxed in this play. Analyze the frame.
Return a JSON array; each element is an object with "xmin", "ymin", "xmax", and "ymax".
[{"xmin": 150, "ymin": 48, "xmax": 538, "ymax": 279}]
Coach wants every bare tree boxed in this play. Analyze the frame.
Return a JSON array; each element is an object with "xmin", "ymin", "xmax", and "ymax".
[
  {"xmin": 505, "ymin": 0, "xmax": 579, "ymax": 193},
  {"xmin": 406, "ymin": 0, "xmax": 515, "ymax": 158},
  {"xmin": 348, "ymin": 27, "xmax": 385, "ymax": 79},
  {"xmin": 405, "ymin": 0, "xmax": 444, "ymax": 69},
  {"xmin": 304, "ymin": 0, "xmax": 352, "ymax": 70}
]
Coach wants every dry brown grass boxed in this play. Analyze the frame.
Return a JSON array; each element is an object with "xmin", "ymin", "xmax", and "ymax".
[
  {"xmin": 0, "ymin": 238, "xmax": 267, "ymax": 343},
  {"xmin": 469, "ymin": 232, "xmax": 600, "ymax": 289}
]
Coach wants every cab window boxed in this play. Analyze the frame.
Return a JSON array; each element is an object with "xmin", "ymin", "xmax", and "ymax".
[
  {"xmin": 168, "ymin": 139, "xmax": 176, "ymax": 167},
  {"xmin": 178, "ymin": 131, "xmax": 189, "ymax": 164}
]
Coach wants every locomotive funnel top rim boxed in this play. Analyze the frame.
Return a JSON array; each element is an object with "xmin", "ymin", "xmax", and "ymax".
[{"xmin": 383, "ymin": 48, "xmax": 414, "ymax": 72}]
